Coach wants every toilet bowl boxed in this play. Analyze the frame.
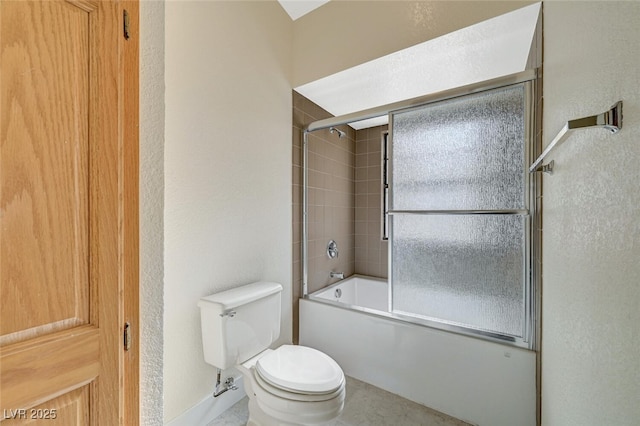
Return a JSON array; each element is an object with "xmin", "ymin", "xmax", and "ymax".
[
  {"xmin": 198, "ymin": 281, "xmax": 346, "ymax": 425},
  {"xmin": 239, "ymin": 345, "xmax": 345, "ymax": 426}
]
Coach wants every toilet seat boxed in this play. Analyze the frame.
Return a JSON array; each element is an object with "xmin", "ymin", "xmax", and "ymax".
[{"xmin": 255, "ymin": 345, "xmax": 344, "ymax": 395}]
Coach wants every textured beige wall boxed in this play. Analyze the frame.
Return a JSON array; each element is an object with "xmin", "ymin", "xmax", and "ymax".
[
  {"xmin": 163, "ymin": 2, "xmax": 292, "ymax": 422},
  {"xmin": 140, "ymin": 1, "xmax": 164, "ymax": 424},
  {"xmin": 292, "ymin": 1, "xmax": 533, "ymax": 87},
  {"xmin": 542, "ymin": 2, "xmax": 640, "ymax": 424}
]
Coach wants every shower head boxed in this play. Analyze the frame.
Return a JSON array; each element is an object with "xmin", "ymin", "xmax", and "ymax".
[{"xmin": 329, "ymin": 127, "xmax": 346, "ymax": 139}]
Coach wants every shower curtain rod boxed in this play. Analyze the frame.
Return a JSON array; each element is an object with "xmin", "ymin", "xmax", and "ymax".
[
  {"xmin": 303, "ymin": 69, "xmax": 538, "ymax": 133},
  {"xmin": 529, "ymin": 101, "xmax": 623, "ymax": 174}
]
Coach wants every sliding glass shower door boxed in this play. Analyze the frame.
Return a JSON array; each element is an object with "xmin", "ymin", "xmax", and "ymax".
[{"xmin": 389, "ymin": 83, "xmax": 534, "ymax": 346}]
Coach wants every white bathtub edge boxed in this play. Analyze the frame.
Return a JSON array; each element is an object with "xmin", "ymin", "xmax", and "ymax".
[{"xmin": 299, "ymin": 297, "xmax": 536, "ymax": 426}]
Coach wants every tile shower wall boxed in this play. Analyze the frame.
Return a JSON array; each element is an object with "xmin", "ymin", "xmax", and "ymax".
[
  {"xmin": 292, "ymin": 92, "xmax": 355, "ymax": 342},
  {"xmin": 355, "ymin": 126, "xmax": 388, "ymax": 278},
  {"xmin": 292, "ymin": 94, "xmax": 390, "ymax": 342}
]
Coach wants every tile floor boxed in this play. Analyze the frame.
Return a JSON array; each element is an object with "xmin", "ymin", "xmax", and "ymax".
[{"xmin": 208, "ymin": 376, "xmax": 472, "ymax": 426}]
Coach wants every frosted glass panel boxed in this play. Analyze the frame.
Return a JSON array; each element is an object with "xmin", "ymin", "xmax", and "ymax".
[
  {"xmin": 391, "ymin": 214, "xmax": 526, "ymax": 337},
  {"xmin": 391, "ymin": 84, "xmax": 526, "ymax": 211}
]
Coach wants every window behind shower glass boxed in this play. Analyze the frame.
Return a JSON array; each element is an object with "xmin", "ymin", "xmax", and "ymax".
[{"xmin": 381, "ymin": 131, "xmax": 389, "ymax": 241}]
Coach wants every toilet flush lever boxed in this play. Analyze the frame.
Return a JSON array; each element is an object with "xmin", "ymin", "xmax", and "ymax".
[{"xmin": 219, "ymin": 310, "xmax": 237, "ymax": 318}]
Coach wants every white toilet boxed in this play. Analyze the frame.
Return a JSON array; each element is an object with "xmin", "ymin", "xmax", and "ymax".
[{"xmin": 198, "ymin": 281, "xmax": 346, "ymax": 425}]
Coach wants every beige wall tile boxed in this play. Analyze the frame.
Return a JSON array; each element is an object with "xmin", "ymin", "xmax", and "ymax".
[
  {"xmin": 291, "ymin": 92, "xmax": 357, "ymax": 341},
  {"xmin": 292, "ymin": 95, "xmax": 389, "ymax": 343}
]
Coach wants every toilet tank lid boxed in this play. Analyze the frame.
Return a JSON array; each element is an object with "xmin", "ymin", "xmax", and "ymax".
[{"xmin": 198, "ymin": 282, "xmax": 283, "ymax": 311}]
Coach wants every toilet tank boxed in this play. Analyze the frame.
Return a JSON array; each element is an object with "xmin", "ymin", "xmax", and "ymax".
[{"xmin": 198, "ymin": 281, "xmax": 282, "ymax": 370}]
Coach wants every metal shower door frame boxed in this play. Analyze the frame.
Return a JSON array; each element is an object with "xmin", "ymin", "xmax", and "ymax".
[
  {"xmin": 301, "ymin": 70, "xmax": 540, "ymax": 349},
  {"xmin": 387, "ymin": 80, "xmax": 538, "ymax": 348}
]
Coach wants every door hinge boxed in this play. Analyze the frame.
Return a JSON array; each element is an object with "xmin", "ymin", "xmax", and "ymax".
[
  {"xmin": 124, "ymin": 322, "xmax": 132, "ymax": 351},
  {"xmin": 123, "ymin": 9, "xmax": 130, "ymax": 40}
]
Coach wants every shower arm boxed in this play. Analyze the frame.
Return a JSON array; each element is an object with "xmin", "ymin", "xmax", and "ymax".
[
  {"xmin": 529, "ymin": 101, "xmax": 622, "ymax": 174},
  {"xmin": 329, "ymin": 127, "xmax": 346, "ymax": 138}
]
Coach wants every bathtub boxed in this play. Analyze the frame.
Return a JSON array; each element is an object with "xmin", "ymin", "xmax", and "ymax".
[
  {"xmin": 311, "ymin": 275, "xmax": 388, "ymax": 311},
  {"xmin": 299, "ymin": 275, "xmax": 536, "ymax": 426}
]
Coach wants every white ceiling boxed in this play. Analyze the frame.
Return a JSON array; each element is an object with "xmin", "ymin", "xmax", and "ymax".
[
  {"xmin": 294, "ymin": 3, "xmax": 541, "ymax": 130},
  {"xmin": 278, "ymin": 0, "xmax": 328, "ymax": 20}
]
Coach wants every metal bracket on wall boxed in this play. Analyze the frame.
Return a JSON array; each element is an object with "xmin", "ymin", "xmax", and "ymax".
[{"xmin": 529, "ymin": 101, "xmax": 623, "ymax": 174}]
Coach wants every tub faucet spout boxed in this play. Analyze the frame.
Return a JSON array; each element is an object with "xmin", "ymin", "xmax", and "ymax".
[{"xmin": 330, "ymin": 272, "xmax": 344, "ymax": 280}]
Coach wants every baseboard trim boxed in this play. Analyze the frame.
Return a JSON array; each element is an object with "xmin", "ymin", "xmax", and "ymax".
[{"xmin": 166, "ymin": 376, "xmax": 245, "ymax": 426}]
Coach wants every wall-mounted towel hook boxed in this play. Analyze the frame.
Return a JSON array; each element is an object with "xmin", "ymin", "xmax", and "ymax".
[{"xmin": 529, "ymin": 101, "xmax": 622, "ymax": 174}]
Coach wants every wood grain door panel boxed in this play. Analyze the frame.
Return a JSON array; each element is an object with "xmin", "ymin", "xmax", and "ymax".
[
  {"xmin": 1, "ymin": 0, "xmax": 90, "ymax": 345},
  {"xmin": 0, "ymin": 0, "xmax": 138, "ymax": 423},
  {"xmin": 3, "ymin": 386, "xmax": 91, "ymax": 425}
]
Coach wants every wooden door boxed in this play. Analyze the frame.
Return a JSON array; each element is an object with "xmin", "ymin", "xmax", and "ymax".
[{"xmin": 0, "ymin": 1, "xmax": 139, "ymax": 424}]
